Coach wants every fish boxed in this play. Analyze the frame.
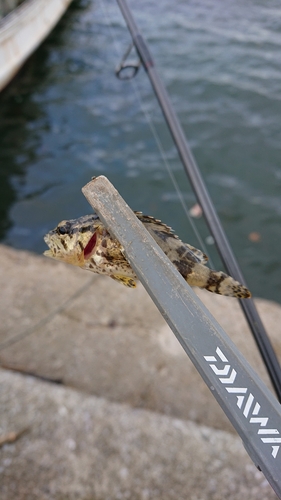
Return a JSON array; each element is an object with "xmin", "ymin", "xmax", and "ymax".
[{"xmin": 44, "ymin": 212, "xmax": 251, "ymax": 298}]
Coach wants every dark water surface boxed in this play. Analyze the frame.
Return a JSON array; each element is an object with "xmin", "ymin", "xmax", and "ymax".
[{"xmin": 0, "ymin": 0, "xmax": 281, "ymax": 303}]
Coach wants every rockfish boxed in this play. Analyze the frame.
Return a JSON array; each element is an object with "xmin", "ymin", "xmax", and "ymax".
[{"xmin": 44, "ymin": 212, "xmax": 251, "ymax": 298}]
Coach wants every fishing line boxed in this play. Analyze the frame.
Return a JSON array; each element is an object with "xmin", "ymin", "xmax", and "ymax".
[
  {"xmin": 130, "ymin": 95, "xmax": 216, "ymax": 269},
  {"xmin": 98, "ymin": 0, "xmax": 215, "ymax": 269}
]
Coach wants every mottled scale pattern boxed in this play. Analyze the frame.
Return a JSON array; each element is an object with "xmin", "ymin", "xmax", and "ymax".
[{"xmin": 44, "ymin": 212, "xmax": 251, "ymax": 298}]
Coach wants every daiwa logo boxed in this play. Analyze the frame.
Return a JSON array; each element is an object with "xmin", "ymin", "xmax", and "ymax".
[{"xmin": 204, "ymin": 347, "xmax": 281, "ymax": 459}]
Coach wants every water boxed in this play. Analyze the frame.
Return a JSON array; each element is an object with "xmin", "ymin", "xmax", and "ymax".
[{"xmin": 0, "ymin": 0, "xmax": 281, "ymax": 303}]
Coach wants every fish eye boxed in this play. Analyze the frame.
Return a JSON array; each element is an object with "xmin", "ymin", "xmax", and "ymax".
[{"xmin": 57, "ymin": 225, "xmax": 68, "ymax": 235}]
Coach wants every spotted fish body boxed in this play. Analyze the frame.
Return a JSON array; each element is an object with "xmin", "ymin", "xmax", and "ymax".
[{"xmin": 44, "ymin": 212, "xmax": 251, "ymax": 298}]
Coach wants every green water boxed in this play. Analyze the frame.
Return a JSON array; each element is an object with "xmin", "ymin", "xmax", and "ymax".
[{"xmin": 0, "ymin": 0, "xmax": 281, "ymax": 303}]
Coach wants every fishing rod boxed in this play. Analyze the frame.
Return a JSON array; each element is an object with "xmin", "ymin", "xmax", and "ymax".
[{"xmin": 115, "ymin": 0, "xmax": 281, "ymax": 401}]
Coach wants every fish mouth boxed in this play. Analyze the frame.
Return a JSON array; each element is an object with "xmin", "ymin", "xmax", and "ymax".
[
  {"xmin": 43, "ymin": 234, "xmax": 55, "ymax": 258},
  {"xmin": 43, "ymin": 249, "xmax": 54, "ymax": 258},
  {"xmin": 43, "ymin": 234, "xmax": 52, "ymax": 257},
  {"xmin": 43, "ymin": 232, "xmax": 86, "ymax": 266}
]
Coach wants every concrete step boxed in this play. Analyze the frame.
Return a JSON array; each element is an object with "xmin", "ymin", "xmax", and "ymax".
[
  {"xmin": 0, "ymin": 369, "xmax": 278, "ymax": 500},
  {"xmin": 0, "ymin": 244, "xmax": 281, "ymax": 434}
]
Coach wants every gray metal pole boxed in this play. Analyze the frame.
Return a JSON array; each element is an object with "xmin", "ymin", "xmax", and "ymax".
[{"xmin": 82, "ymin": 176, "xmax": 281, "ymax": 498}]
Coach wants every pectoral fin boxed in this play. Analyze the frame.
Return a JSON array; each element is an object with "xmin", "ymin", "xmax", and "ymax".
[{"xmin": 110, "ymin": 275, "xmax": 137, "ymax": 288}]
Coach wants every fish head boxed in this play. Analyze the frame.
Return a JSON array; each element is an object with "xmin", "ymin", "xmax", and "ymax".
[{"xmin": 44, "ymin": 214, "xmax": 101, "ymax": 266}]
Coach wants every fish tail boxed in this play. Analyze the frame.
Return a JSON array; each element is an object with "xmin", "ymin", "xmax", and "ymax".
[{"xmin": 186, "ymin": 265, "xmax": 251, "ymax": 298}]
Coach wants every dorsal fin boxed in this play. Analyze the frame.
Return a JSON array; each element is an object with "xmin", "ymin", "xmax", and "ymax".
[
  {"xmin": 135, "ymin": 212, "xmax": 209, "ymax": 265},
  {"xmin": 135, "ymin": 212, "xmax": 178, "ymax": 238}
]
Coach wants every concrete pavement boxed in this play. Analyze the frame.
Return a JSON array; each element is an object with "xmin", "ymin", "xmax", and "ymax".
[{"xmin": 0, "ymin": 243, "xmax": 280, "ymax": 499}]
